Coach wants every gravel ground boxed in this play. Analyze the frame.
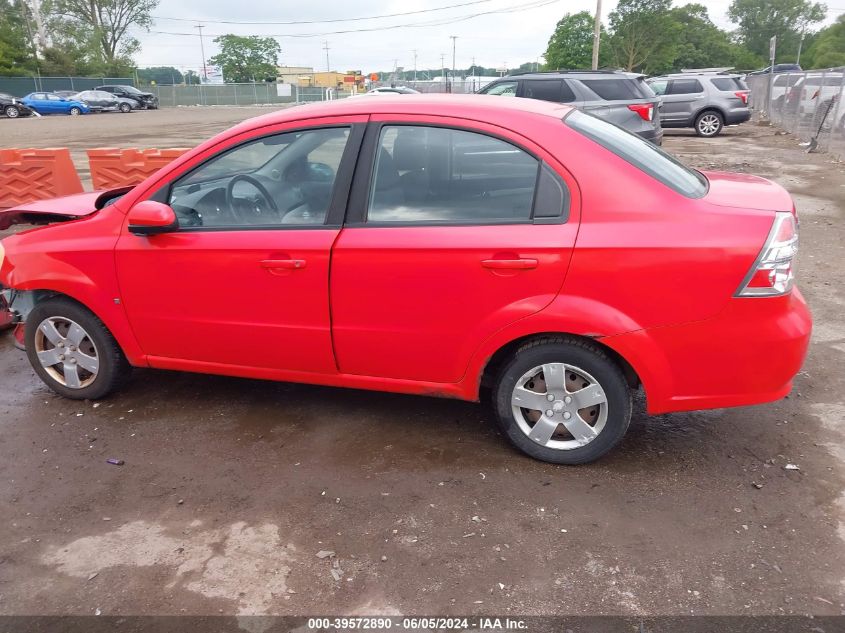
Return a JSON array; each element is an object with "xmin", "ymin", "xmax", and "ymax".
[{"xmin": 0, "ymin": 109, "xmax": 844, "ymax": 618}]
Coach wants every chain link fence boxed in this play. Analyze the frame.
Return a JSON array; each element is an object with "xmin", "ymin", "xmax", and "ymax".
[
  {"xmin": 141, "ymin": 83, "xmax": 357, "ymax": 107},
  {"xmin": 747, "ymin": 67, "xmax": 845, "ymax": 160},
  {"xmin": 0, "ymin": 76, "xmax": 135, "ymax": 96}
]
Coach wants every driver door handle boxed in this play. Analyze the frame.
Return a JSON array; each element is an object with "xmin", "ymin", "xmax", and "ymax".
[
  {"xmin": 260, "ymin": 259, "xmax": 307, "ymax": 270},
  {"xmin": 481, "ymin": 258, "xmax": 538, "ymax": 270}
]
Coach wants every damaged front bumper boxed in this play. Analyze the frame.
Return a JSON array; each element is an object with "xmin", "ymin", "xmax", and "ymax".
[{"xmin": 0, "ymin": 286, "xmax": 31, "ymax": 350}]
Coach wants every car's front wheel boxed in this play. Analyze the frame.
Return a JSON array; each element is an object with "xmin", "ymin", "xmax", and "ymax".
[
  {"xmin": 25, "ymin": 298, "xmax": 131, "ymax": 400},
  {"xmin": 119, "ymin": 102, "xmax": 131, "ymax": 113},
  {"xmin": 493, "ymin": 337, "xmax": 632, "ymax": 464},
  {"xmin": 695, "ymin": 110, "xmax": 723, "ymax": 137},
  {"xmin": 4, "ymin": 105, "xmax": 20, "ymax": 118},
  {"xmin": 69, "ymin": 107, "xmax": 82, "ymax": 116}
]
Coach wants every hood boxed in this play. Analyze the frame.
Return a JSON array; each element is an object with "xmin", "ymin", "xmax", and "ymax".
[
  {"xmin": 701, "ymin": 170, "xmax": 794, "ymax": 214},
  {"xmin": 0, "ymin": 187, "xmax": 131, "ymax": 230}
]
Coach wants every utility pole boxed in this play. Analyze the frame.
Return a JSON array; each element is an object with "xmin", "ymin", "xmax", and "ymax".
[
  {"xmin": 440, "ymin": 53, "xmax": 446, "ymax": 85},
  {"xmin": 450, "ymin": 35, "xmax": 458, "ymax": 94},
  {"xmin": 195, "ymin": 23, "xmax": 207, "ymax": 81},
  {"xmin": 591, "ymin": 0, "xmax": 602, "ymax": 70},
  {"xmin": 413, "ymin": 49, "xmax": 417, "ymax": 82},
  {"xmin": 323, "ymin": 41, "xmax": 331, "ymax": 72},
  {"xmin": 796, "ymin": 26, "xmax": 806, "ymax": 65}
]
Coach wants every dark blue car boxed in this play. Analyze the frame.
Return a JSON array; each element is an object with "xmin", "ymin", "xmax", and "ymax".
[{"xmin": 20, "ymin": 92, "xmax": 91, "ymax": 115}]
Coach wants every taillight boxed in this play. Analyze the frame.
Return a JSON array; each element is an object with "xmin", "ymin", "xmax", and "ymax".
[
  {"xmin": 627, "ymin": 103, "xmax": 653, "ymax": 121},
  {"xmin": 734, "ymin": 91, "xmax": 748, "ymax": 105},
  {"xmin": 736, "ymin": 213, "xmax": 798, "ymax": 297}
]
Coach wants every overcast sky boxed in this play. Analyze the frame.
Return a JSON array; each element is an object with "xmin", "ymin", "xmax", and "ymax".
[{"xmin": 130, "ymin": 0, "xmax": 844, "ymax": 75}]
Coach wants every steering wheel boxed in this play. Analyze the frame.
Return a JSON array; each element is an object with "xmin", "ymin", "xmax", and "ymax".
[{"xmin": 225, "ymin": 174, "xmax": 279, "ymax": 221}]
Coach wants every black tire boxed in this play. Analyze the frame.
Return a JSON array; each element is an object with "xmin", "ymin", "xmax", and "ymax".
[
  {"xmin": 694, "ymin": 110, "xmax": 724, "ymax": 137},
  {"xmin": 69, "ymin": 107, "xmax": 82, "ymax": 116},
  {"xmin": 119, "ymin": 102, "xmax": 131, "ymax": 113},
  {"xmin": 4, "ymin": 105, "xmax": 20, "ymax": 118},
  {"xmin": 25, "ymin": 297, "xmax": 131, "ymax": 400},
  {"xmin": 492, "ymin": 337, "xmax": 632, "ymax": 465}
]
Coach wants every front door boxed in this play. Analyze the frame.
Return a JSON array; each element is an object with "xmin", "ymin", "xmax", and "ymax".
[
  {"xmin": 115, "ymin": 118, "xmax": 365, "ymax": 373},
  {"xmin": 330, "ymin": 118, "xmax": 579, "ymax": 384},
  {"xmin": 660, "ymin": 78, "xmax": 705, "ymax": 124}
]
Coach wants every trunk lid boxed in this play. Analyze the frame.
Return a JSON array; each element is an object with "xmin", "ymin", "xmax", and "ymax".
[{"xmin": 701, "ymin": 171, "xmax": 795, "ymax": 215}]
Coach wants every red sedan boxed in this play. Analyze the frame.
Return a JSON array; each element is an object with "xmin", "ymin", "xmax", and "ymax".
[{"xmin": 0, "ymin": 95, "xmax": 811, "ymax": 464}]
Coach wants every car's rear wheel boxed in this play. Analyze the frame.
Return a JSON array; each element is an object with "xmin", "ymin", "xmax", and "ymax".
[
  {"xmin": 5, "ymin": 105, "xmax": 20, "ymax": 118},
  {"xmin": 25, "ymin": 298, "xmax": 131, "ymax": 400},
  {"xmin": 493, "ymin": 337, "xmax": 632, "ymax": 464},
  {"xmin": 695, "ymin": 110, "xmax": 723, "ymax": 137},
  {"xmin": 69, "ymin": 107, "xmax": 82, "ymax": 116},
  {"xmin": 119, "ymin": 102, "xmax": 131, "ymax": 113}
]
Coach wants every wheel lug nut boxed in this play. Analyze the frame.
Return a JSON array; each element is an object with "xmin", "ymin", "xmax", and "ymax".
[
  {"xmin": 563, "ymin": 412, "xmax": 571, "ymax": 420},
  {"xmin": 69, "ymin": 358, "xmax": 77, "ymax": 364},
  {"xmin": 58, "ymin": 354, "xmax": 65, "ymax": 361},
  {"xmin": 546, "ymin": 394, "xmax": 555, "ymax": 402},
  {"xmin": 545, "ymin": 409, "xmax": 554, "ymax": 417},
  {"xmin": 564, "ymin": 396, "xmax": 572, "ymax": 404}
]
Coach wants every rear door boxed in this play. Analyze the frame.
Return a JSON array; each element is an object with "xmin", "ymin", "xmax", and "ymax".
[
  {"xmin": 330, "ymin": 116, "xmax": 579, "ymax": 383},
  {"xmin": 661, "ymin": 78, "xmax": 705, "ymax": 124},
  {"xmin": 520, "ymin": 79, "xmax": 579, "ymax": 105}
]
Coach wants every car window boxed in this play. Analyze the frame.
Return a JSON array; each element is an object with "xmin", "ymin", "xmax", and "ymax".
[
  {"xmin": 566, "ymin": 110, "xmax": 707, "ymax": 198},
  {"xmin": 710, "ymin": 77, "xmax": 745, "ymax": 91},
  {"xmin": 580, "ymin": 79, "xmax": 640, "ymax": 101},
  {"xmin": 667, "ymin": 79, "xmax": 704, "ymax": 95},
  {"xmin": 47, "ymin": 94, "xmax": 62, "ymax": 101},
  {"xmin": 523, "ymin": 80, "xmax": 570, "ymax": 103},
  {"xmin": 483, "ymin": 81, "xmax": 518, "ymax": 96},
  {"xmin": 168, "ymin": 127, "xmax": 351, "ymax": 229},
  {"xmin": 32, "ymin": 93, "xmax": 46, "ymax": 100},
  {"xmin": 367, "ymin": 125, "xmax": 541, "ymax": 224},
  {"xmin": 773, "ymin": 75, "xmax": 793, "ymax": 87},
  {"xmin": 649, "ymin": 80, "xmax": 668, "ymax": 96}
]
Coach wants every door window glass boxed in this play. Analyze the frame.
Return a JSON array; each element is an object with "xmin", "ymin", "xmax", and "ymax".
[
  {"xmin": 648, "ymin": 80, "xmax": 668, "ymax": 96},
  {"xmin": 368, "ymin": 125, "xmax": 539, "ymax": 224},
  {"xmin": 667, "ymin": 79, "xmax": 704, "ymax": 95},
  {"xmin": 482, "ymin": 81, "xmax": 518, "ymax": 96},
  {"xmin": 168, "ymin": 127, "xmax": 350, "ymax": 228},
  {"xmin": 580, "ymin": 78, "xmax": 641, "ymax": 100},
  {"xmin": 523, "ymin": 80, "xmax": 564, "ymax": 102}
]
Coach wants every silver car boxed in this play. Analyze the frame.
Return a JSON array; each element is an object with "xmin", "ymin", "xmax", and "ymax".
[
  {"xmin": 478, "ymin": 71, "xmax": 663, "ymax": 144},
  {"xmin": 647, "ymin": 72, "xmax": 750, "ymax": 137}
]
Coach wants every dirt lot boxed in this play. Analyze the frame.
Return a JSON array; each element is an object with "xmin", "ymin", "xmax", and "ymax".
[{"xmin": 1, "ymin": 108, "xmax": 844, "ymax": 618}]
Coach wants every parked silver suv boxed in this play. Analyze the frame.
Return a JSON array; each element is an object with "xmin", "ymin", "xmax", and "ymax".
[
  {"xmin": 478, "ymin": 71, "xmax": 663, "ymax": 144},
  {"xmin": 647, "ymin": 72, "xmax": 750, "ymax": 137}
]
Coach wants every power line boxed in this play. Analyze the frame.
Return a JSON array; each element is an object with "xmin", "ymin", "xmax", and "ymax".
[
  {"xmin": 151, "ymin": 0, "xmax": 495, "ymax": 25},
  {"xmin": 140, "ymin": 0, "xmax": 559, "ymax": 39}
]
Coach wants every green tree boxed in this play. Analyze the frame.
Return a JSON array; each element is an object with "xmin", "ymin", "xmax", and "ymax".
[
  {"xmin": 544, "ymin": 11, "xmax": 596, "ymax": 70},
  {"xmin": 0, "ymin": 0, "xmax": 37, "ymax": 76},
  {"xmin": 727, "ymin": 0, "xmax": 826, "ymax": 61},
  {"xmin": 184, "ymin": 70, "xmax": 201, "ymax": 85},
  {"xmin": 209, "ymin": 35, "xmax": 281, "ymax": 83},
  {"xmin": 803, "ymin": 15, "xmax": 845, "ymax": 67},
  {"xmin": 137, "ymin": 66, "xmax": 184, "ymax": 84},
  {"xmin": 52, "ymin": 0, "xmax": 158, "ymax": 73},
  {"xmin": 606, "ymin": 0, "xmax": 681, "ymax": 73}
]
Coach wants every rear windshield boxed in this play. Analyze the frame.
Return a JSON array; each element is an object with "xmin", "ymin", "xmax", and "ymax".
[
  {"xmin": 565, "ymin": 110, "xmax": 707, "ymax": 198},
  {"xmin": 710, "ymin": 77, "xmax": 746, "ymax": 91},
  {"xmin": 579, "ymin": 78, "xmax": 642, "ymax": 101}
]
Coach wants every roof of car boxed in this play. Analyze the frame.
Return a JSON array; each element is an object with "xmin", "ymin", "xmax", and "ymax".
[
  {"xmin": 499, "ymin": 70, "xmax": 644, "ymax": 80},
  {"xmin": 231, "ymin": 93, "xmax": 573, "ymax": 135}
]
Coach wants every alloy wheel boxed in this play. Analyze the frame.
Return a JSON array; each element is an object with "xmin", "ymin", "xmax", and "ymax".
[
  {"xmin": 5, "ymin": 105, "xmax": 19, "ymax": 118},
  {"xmin": 511, "ymin": 362, "xmax": 608, "ymax": 450},
  {"xmin": 34, "ymin": 316, "xmax": 100, "ymax": 389},
  {"xmin": 698, "ymin": 114, "xmax": 721, "ymax": 136}
]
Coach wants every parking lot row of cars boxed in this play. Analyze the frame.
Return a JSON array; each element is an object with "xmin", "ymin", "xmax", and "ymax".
[{"xmin": 0, "ymin": 84, "xmax": 159, "ymax": 119}]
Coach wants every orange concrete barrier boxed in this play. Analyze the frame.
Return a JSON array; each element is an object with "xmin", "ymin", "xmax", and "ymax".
[
  {"xmin": 87, "ymin": 148, "xmax": 191, "ymax": 189},
  {"xmin": 0, "ymin": 148, "xmax": 83, "ymax": 207}
]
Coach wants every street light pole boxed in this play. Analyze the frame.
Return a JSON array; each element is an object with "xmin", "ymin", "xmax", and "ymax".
[
  {"xmin": 323, "ymin": 41, "xmax": 331, "ymax": 72},
  {"xmin": 450, "ymin": 35, "xmax": 457, "ymax": 94},
  {"xmin": 195, "ymin": 23, "xmax": 207, "ymax": 81},
  {"xmin": 591, "ymin": 0, "xmax": 602, "ymax": 70}
]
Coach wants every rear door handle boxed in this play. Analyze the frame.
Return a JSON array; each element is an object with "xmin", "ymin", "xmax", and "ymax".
[
  {"xmin": 260, "ymin": 259, "xmax": 307, "ymax": 270},
  {"xmin": 481, "ymin": 258, "xmax": 538, "ymax": 270}
]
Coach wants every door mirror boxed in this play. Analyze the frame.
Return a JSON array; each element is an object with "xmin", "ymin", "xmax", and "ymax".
[{"xmin": 128, "ymin": 200, "xmax": 179, "ymax": 235}]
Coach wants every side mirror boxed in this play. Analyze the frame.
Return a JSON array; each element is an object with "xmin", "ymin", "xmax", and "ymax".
[{"xmin": 128, "ymin": 200, "xmax": 179, "ymax": 235}]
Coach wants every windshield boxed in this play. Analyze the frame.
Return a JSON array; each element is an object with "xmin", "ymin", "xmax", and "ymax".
[
  {"xmin": 565, "ymin": 110, "xmax": 707, "ymax": 198},
  {"xmin": 120, "ymin": 85, "xmax": 143, "ymax": 94}
]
